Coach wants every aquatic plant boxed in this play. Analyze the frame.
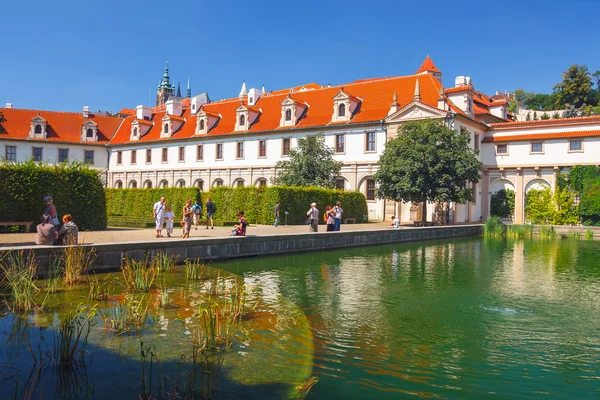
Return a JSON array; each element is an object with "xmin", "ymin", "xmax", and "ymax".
[
  {"xmin": 52, "ymin": 306, "xmax": 96, "ymax": 368},
  {"xmin": 121, "ymin": 257, "xmax": 157, "ymax": 291},
  {"xmin": 62, "ymin": 245, "xmax": 96, "ymax": 285},
  {"xmin": 537, "ymin": 225, "xmax": 557, "ymax": 239},
  {"xmin": 585, "ymin": 229, "xmax": 594, "ymax": 240},
  {"xmin": 483, "ymin": 216, "xmax": 504, "ymax": 238},
  {"xmin": 0, "ymin": 250, "xmax": 40, "ymax": 311},
  {"xmin": 139, "ymin": 341, "xmax": 160, "ymax": 400},
  {"xmin": 296, "ymin": 376, "xmax": 319, "ymax": 399},
  {"xmin": 88, "ymin": 273, "xmax": 113, "ymax": 300},
  {"xmin": 151, "ymin": 251, "xmax": 177, "ymax": 273},
  {"xmin": 506, "ymin": 224, "xmax": 533, "ymax": 239},
  {"xmin": 99, "ymin": 297, "xmax": 149, "ymax": 333},
  {"xmin": 185, "ymin": 258, "xmax": 205, "ymax": 280}
]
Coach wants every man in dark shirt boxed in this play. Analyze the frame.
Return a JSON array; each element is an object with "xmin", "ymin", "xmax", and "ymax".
[
  {"xmin": 274, "ymin": 201, "xmax": 280, "ymax": 227},
  {"xmin": 205, "ymin": 198, "xmax": 216, "ymax": 230}
]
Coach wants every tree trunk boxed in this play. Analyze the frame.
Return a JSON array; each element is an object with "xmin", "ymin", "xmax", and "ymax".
[{"xmin": 422, "ymin": 201, "xmax": 427, "ymax": 223}]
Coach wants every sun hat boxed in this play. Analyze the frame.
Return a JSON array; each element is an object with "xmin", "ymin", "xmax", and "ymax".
[
  {"xmin": 310, "ymin": 202, "xmax": 316, "ymax": 206},
  {"xmin": 43, "ymin": 196, "xmax": 52, "ymax": 202}
]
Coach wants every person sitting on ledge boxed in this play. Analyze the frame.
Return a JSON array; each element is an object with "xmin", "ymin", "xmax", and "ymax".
[
  {"xmin": 58, "ymin": 214, "xmax": 79, "ymax": 245},
  {"xmin": 230, "ymin": 211, "xmax": 247, "ymax": 236},
  {"xmin": 36, "ymin": 214, "xmax": 57, "ymax": 245},
  {"xmin": 389, "ymin": 216, "xmax": 400, "ymax": 229}
]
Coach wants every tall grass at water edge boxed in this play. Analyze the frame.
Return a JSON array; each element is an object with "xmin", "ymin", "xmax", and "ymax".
[
  {"xmin": 53, "ymin": 307, "xmax": 97, "ymax": 368},
  {"xmin": 483, "ymin": 216, "xmax": 504, "ymax": 238},
  {"xmin": 62, "ymin": 245, "xmax": 96, "ymax": 285},
  {"xmin": 537, "ymin": 225, "xmax": 557, "ymax": 239},
  {"xmin": 506, "ymin": 224, "xmax": 534, "ymax": 239},
  {"xmin": 185, "ymin": 259, "xmax": 205, "ymax": 281},
  {"xmin": 585, "ymin": 229, "xmax": 595, "ymax": 240},
  {"xmin": 121, "ymin": 257, "xmax": 158, "ymax": 291},
  {"xmin": 0, "ymin": 250, "xmax": 40, "ymax": 312},
  {"xmin": 99, "ymin": 296, "xmax": 149, "ymax": 333}
]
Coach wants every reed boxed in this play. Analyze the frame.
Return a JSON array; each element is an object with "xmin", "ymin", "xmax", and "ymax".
[
  {"xmin": 0, "ymin": 250, "xmax": 40, "ymax": 311},
  {"xmin": 506, "ymin": 224, "xmax": 533, "ymax": 239},
  {"xmin": 151, "ymin": 251, "xmax": 177, "ymax": 274},
  {"xmin": 99, "ymin": 297, "xmax": 149, "ymax": 333},
  {"xmin": 296, "ymin": 376, "xmax": 319, "ymax": 399},
  {"xmin": 121, "ymin": 257, "xmax": 157, "ymax": 291},
  {"xmin": 585, "ymin": 229, "xmax": 595, "ymax": 240},
  {"xmin": 537, "ymin": 225, "xmax": 557, "ymax": 239},
  {"xmin": 62, "ymin": 245, "xmax": 96, "ymax": 285},
  {"xmin": 483, "ymin": 216, "xmax": 504, "ymax": 238},
  {"xmin": 52, "ymin": 306, "xmax": 96, "ymax": 367},
  {"xmin": 88, "ymin": 273, "xmax": 113, "ymax": 300},
  {"xmin": 139, "ymin": 341, "xmax": 159, "ymax": 400},
  {"xmin": 185, "ymin": 259, "xmax": 205, "ymax": 280}
]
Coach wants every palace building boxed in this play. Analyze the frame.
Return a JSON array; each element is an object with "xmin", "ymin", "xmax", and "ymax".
[{"xmin": 1, "ymin": 57, "xmax": 599, "ymax": 224}]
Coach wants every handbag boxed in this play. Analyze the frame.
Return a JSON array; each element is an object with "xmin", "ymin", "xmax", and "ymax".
[{"xmin": 179, "ymin": 220, "xmax": 185, "ymax": 227}]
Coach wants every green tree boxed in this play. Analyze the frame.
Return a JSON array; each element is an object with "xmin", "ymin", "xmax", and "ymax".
[
  {"xmin": 540, "ymin": 112, "xmax": 550, "ymax": 120},
  {"xmin": 271, "ymin": 133, "xmax": 342, "ymax": 188},
  {"xmin": 490, "ymin": 188, "xmax": 515, "ymax": 218},
  {"xmin": 552, "ymin": 112, "xmax": 560, "ymax": 119},
  {"xmin": 568, "ymin": 165, "xmax": 600, "ymax": 192},
  {"xmin": 374, "ymin": 119, "xmax": 482, "ymax": 223},
  {"xmin": 553, "ymin": 64, "xmax": 593, "ymax": 108},
  {"xmin": 526, "ymin": 112, "xmax": 531, "ymax": 121},
  {"xmin": 525, "ymin": 188, "xmax": 555, "ymax": 224},
  {"xmin": 533, "ymin": 111, "xmax": 538, "ymax": 120},
  {"xmin": 579, "ymin": 178, "xmax": 600, "ymax": 224}
]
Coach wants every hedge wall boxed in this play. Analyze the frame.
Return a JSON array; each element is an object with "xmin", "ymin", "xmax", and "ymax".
[
  {"xmin": 105, "ymin": 186, "xmax": 368, "ymax": 225},
  {"xmin": 0, "ymin": 161, "xmax": 107, "ymax": 230}
]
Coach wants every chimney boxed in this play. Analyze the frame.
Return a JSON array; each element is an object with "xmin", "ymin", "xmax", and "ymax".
[
  {"xmin": 165, "ymin": 99, "xmax": 182, "ymax": 116},
  {"xmin": 455, "ymin": 76, "xmax": 467, "ymax": 87},
  {"xmin": 136, "ymin": 105, "xmax": 152, "ymax": 120},
  {"xmin": 247, "ymin": 88, "xmax": 263, "ymax": 106},
  {"xmin": 5, "ymin": 103, "xmax": 12, "ymax": 109},
  {"xmin": 83, "ymin": 106, "xmax": 90, "ymax": 118}
]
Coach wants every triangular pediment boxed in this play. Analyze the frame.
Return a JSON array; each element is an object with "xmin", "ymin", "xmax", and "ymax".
[
  {"xmin": 332, "ymin": 90, "xmax": 350, "ymax": 101},
  {"xmin": 82, "ymin": 119, "xmax": 97, "ymax": 127},
  {"xmin": 235, "ymin": 104, "xmax": 248, "ymax": 112},
  {"xmin": 280, "ymin": 96, "xmax": 296, "ymax": 106},
  {"xmin": 31, "ymin": 115, "xmax": 46, "ymax": 123},
  {"xmin": 385, "ymin": 101, "xmax": 447, "ymax": 122}
]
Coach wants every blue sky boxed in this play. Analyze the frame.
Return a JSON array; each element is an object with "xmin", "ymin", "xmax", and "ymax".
[{"xmin": 2, "ymin": 0, "xmax": 599, "ymax": 112}]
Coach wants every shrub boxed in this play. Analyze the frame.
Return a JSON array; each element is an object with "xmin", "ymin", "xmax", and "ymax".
[
  {"xmin": 105, "ymin": 187, "xmax": 200, "ymax": 218},
  {"xmin": 490, "ymin": 189, "xmax": 515, "ymax": 218},
  {"xmin": 483, "ymin": 216, "xmax": 503, "ymax": 237},
  {"xmin": 578, "ymin": 178, "xmax": 600, "ymax": 224},
  {"xmin": 0, "ymin": 161, "xmax": 106, "ymax": 230}
]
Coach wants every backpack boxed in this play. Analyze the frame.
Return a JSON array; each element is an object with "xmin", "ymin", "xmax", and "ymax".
[{"xmin": 194, "ymin": 206, "xmax": 201, "ymax": 215}]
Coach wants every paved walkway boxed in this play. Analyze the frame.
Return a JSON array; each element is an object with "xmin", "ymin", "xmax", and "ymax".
[{"xmin": 0, "ymin": 222, "xmax": 394, "ymax": 248}]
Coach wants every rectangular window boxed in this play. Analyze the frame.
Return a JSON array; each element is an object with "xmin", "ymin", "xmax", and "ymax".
[
  {"xmin": 5, "ymin": 145, "xmax": 16, "ymax": 161},
  {"xmin": 365, "ymin": 132, "xmax": 376, "ymax": 152},
  {"xmin": 335, "ymin": 134, "xmax": 345, "ymax": 153},
  {"xmin": 131, "ymin": 150, "xmax": 137, "ymax": 164},
  {"xmin": 282, "ymin": 138, "xmax": 290, "ymax": 156},
  {"xmin": 496, "ymin": 144, "xmax": 508, "ymax": 155},
  {"xmin": 366, "ymin": 179, "xmax": 376, "ymax": 201},
  {"xmin": 216, "ymin": 143, "xmax": 223, "ymax": 160},
  {"xmin": 178, "ymin": 146, "xmax": 185, "ymax": 162},
  {"xmin": 474, "ymin": 134, "xmax": 480, "ymax": 151},
  {"xmin": 32, "ymin": 147, "xmax": 43, "ymax": 162},
  {"xmin": 116, "ymin": 151, "xmax": 122, "ymax": 165},
  {"xmin": 196, "ymin": 145, "xmax": 204, "ymax": 161},
  {"xmin": 58, "ymin": 148, "xmax": 69, "ymax": 163},
  {"xmin": 531, "ymin": 142, "xmax": 543, "ymax": 154},
  {"xmin": 236, "ymin": 142, "xmax": 244, "ymax": 159},
  {"xmin": 258, "ymin": 140, "xmax": 267, "ymax": 158},
  {"xmin": 569, "ymin": 140, "xmax": 583, "ymax": 152},
  {"xmin": 146, "ymin": 149, "xmax": 152, "ymax": 164},
  {"xmin": 162, "ymin": 148, "xmax": 168, "ymax": 163},
  {"xmin": 84, "ymin": 150, "xmax": 94, "ymax": 165}
]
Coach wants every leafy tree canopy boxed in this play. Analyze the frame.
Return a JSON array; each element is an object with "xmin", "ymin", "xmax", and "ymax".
[
  {"xmin": 271, "ymin": 133, "xmax": 343, "ymax": 188},
  {"xmin": 490, "ymin": 188, "xmax": 515, "ymax": 218},
  {"xmin": 374, "ymin": 119, "xmax": 482, "ymax": 222},
  {"xmin": 567, "ymin": 165, "xmax": 600, "ymax": 192},
  {"xmin": 553, "ymin": 64, "xmax": 594, "ymax": 108}
]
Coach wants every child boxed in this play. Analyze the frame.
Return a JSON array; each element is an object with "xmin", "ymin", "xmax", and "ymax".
[{"xmin": 164, "ymin": 206, "xmax": 175, "ymax": 237}]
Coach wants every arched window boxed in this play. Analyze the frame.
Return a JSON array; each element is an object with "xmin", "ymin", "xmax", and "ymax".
[
  {"xmin": 114, "ymin": 180, "xmax": 123, "ymax": 189},
  {"xmin": 159, "ymin": 179, "xmax": 169, "ymax": 189},
  {"xmin": 129, "ymin": 180, "xmax": 137, "ymax": 189},
  {"xmin": 257, "ymin": 178, "xmax": 267, "ymax": 188},
  {"xmin": 234, "ymin": 179, "xmax": 244, "ymax": 188},
  {"xmin": 213, "ymin": 178, "xmax": 224, "ymax": 188},
  {"xmin": 133, "ymin": 127, "xmax": 138, "ymax": 137},
  {"xmin": 338, "ymin": 103, "xmax": 346, "ymax": 117},
  {"xmin": 176, "ymin": 179, "xmax": 186, "ymax": 188},
  {"xmin": 239, "ymin": 115, "xmax": 245, "ymax": 127},
  {"xmin": 194, "ymin": 179, "xmax": 204, "ymax": 191},
  {"xmin": 163, "ymin": 123, "xmax": 169, "ymax": 133},
  {"xmin": 285, "ymin": 108, "xmax": 292, "ymax": 121},
  {"xmin": 143, "ymin": 180, "xmax": 152, "ymax": 189},
  {"xmin": 86, "ymin": 128, "xmax": 94, "ymax": 138},
  {"xmin": 199, "ymin": 119, "xmax": 205, "ymax": 130},
  {"xmin": 34, "ymin": 124, "xmax": 42, "ymax": 134}
]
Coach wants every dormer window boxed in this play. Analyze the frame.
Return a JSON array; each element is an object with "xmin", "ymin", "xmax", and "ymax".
[
  {"xmin": 86, "ymin": 128, "xmax": 94, "ymax": 138},
  {"xmin": 239, "ymin": 114, "xmax": 246, "ymax": 126},
  {"xmin": 133, "ymin": 127, "xmax": 138, "ymax": 137},
  {"xmin": 332, "ymin": 89, "xmax": 360, "ymax": 123},
  {"xmin": 279, "ymin": 96, "xmax": 308, "ymax": 127},
  {"xmin": 285, "ymin": 109, "xmax": 292, "ymax": 121},
  {"xmin": 235, "ymin": 103, "xmax": 260, "ymax": 132},
  {"xmin": 199, "ymin": 119, "xmax": 205, "ymax": 130},
  {"xmin": 161, "ymin": 114, "xmax": 185, "ymax": 138},
  {"xmin": 130, "ymin": 119, "xmax": 153, "ymax": 141},
  {"xmin": 29, "ymin": 116, "xmax": 47, "ymax": 139},
  {"xmin": 163, "ymin": 123, "xmax": 169, "ymax": 134},
  {"xmin": 81, "ymin": 120, "xmax": 98, "ymax": 142},
  {"xmin": 338, "ymin": 103, "xmax": 346, "ymax": 117},
  {"xmin": 195, "ymin": 109, "xmax": 220, "ymax": 135}
]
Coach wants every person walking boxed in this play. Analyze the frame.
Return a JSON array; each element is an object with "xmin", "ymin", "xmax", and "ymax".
[
  {"xmin": 36, "ymin": 214, "xmax": 57, "ymax": 245},
  {"xmin": 57, "ymin": 214, "xmax": 79, "ymax": 244},
  {"xmin": 181, "ymin": 199, "xmax": 193, "ymax": 239},
  {"xmin": 164, "ymin": 206, "xmax": 175, "ymax": 237},
  {"xmin": 306, "ymin": 202, "xmax": 319, "ymax": 232},
  {"xmin": 43, "ymin": 196, "xmax": 60, "ymax": 230},
  {"xmin": 191, "ymin": 200, "xmax": 203, "ymax": 230},
  {"xmin": 333, "ymin": 201, "xmax": 343, "ymax": 231},
  {"xmin": 205, "ymin": 198, "xmax": 216, "ymax": 229},
  {"xmin": 274, "ymin": 201, "xmax": 280, "ymax": 227},
  {"xmin": 325, "ymin": 205, "xmax": 335, "ymax": 231},
  {"xmin": 153, "ymin": 196, "xmax": 166, "ymax": 238}
]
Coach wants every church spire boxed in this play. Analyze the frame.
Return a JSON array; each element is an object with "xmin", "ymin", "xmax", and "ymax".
[
  {"xmin": 186, "ymin": 76, "xmax": 191, "ymax": 98},
  {"xmin": 176, "ymin": 82, "xmax": 181, "ymax": 98},
  {"xmin": 239, "ymin": 80, "xmax": 248, "ymax": 98}
]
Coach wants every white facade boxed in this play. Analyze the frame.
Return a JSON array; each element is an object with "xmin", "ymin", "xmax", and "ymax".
[{"xmin": 2, "ymin": 140, "xmax": 109, "ymax": 169}]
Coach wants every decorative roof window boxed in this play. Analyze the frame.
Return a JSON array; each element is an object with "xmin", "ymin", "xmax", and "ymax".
[
  {"xmin": 161, "ymin": 114, "xmax": 185, "ymax": 138},
  {"xmin": 280, "ymin": 95, "xmax": 308, "ymax": 127},
  {"xmin": 195, "ymin": 108, "xmax": 221, "ymax": 135},
  {"xmin": 29, "ymin": 115, "xmax": 47, "ymax": 139},
  {"xmin": 81, "ymin": 120, "xmax": 98, "ymax": 142},
  {"xmin": 130, "ymin": 118, "xmax": 153, "ymax": 141},
  {"xmin": 235, "ymin": 103, "xmax": 261, "ymax": 132},
  {"xmin": 331, "ymin": 88, "xmax": 360, "ymax": 123}
]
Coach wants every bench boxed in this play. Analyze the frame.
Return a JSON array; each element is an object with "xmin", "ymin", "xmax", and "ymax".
[
  {"xmin": 0, "ymin": 221, "xmax": 33, "ymax": 233},
  {"xmin": 343, "ymin": 218, "xmax": 357, "ymax": 224}
]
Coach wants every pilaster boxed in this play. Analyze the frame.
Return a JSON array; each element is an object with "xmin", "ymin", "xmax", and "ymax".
[{"xmin": 514, "ymin": 168, "xmax": 524, "ymax": 224}]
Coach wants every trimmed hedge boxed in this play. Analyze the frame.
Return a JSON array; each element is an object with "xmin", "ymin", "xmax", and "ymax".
[
  {"xmin": 105, "ymin": 186, "xmax": 368, "ymax": 225},
  {"xmin": 0, "ymin": 161, "xmax": 107, "ymax": 230}
]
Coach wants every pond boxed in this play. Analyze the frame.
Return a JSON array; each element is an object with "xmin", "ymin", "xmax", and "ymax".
[{"xmin": 1, "ymin": 237, "xmax": 600, "ymax": 399}]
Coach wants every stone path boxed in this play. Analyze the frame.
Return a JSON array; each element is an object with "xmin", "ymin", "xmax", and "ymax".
[{"xmin": 0, "ymin": 222, "xmax": 393, "ymax": 248}]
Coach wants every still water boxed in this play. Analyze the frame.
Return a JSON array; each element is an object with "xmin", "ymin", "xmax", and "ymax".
[
  {"xmin": 220, "ymin": 237, "xmax": 600, "ymax": 399},
  {"xmin": 1, "ymin": 237, "xmax": 600, "ymax": 399}
]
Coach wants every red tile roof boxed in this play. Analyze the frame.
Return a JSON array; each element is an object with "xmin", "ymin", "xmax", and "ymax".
[
  {"xmin": 415, "ymin": 56, "xmax": 441, "ymax": 74},
  {"xmin": 482, "ymin": 130, "xmax": 600, "ymax": 142},
  {"xmin": 109, "ymin": 73, "xmax": 444, "ymax": 145},
  {"xmin": 445, "ymin": 86, "xmax": 471, "ymax": 94},
  {"xmin": 490, "ymin": 115, "xmax": 600, "ymax": 130},
  {"xmin": 0, "ymin": 108, "xmax": 124, "ymax": 145},
  {"xmin": 118, "ymin": 108, "xmax": 136, "ymax": 116}
]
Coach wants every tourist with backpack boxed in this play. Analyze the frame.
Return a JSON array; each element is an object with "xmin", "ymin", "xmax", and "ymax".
[
  {"xmin": 205, "ymin": 198, "xmax": 216, "ymax": 229},
  {"xmin": 325, "ymin": 205, "xmax": 335, "ymax": 231},
  {"xmin": 191, "ymin": 200, "xmax": 203, "ymax": 230}
]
